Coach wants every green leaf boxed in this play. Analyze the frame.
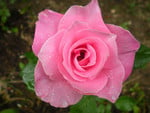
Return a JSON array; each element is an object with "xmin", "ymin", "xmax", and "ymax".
[
  {"xmin": 10, "ymin": 27, "xmax": 18, "ymax": 33},
  {"xmin": 0, "ymin": 8, "xmax": 10, "ymax": 23},
  {"xmin": 134, "ymin": 44, "xmax": 150, "ymax": 68},
  {"xmin": 20, "ymin": 52, "xmax": 37, "ymax": 91},
  {"xmin": 19, "ymin": 62, "xmax": 25, "ymax": 70},
  {"xmin": 70, "ymin": 96, "xmax": 98, "ymax": 113},
  {"xmin": 115, "ymin": 96, "xmax": 136, "ymax": 112},
  {"xmin": 133, "ymin": 106, "xmax": 140, "ymax": 113},
  {"xmin": 70, "ymin": 96, "xmax": 109, "ymax": 113},
  {"xmin": 24, "ymin": 52, "xmax": 37, "ymax": 64},
  {"xmin": 21, "ymin": 62, "xmax": 35, "ymax": 91},
  {"xmin": 98, "ymin": 104, "xmax": 105, "ymax": 113},
  {"xmin": 105, "ymin": 104, "xmax": 112, "ymax": 113},
  {"xmin": 10, "ymin": 0, "xmax": 16, "ymax": 4},
  {"xmin": 0, "ymin": 109, "xmax": 18, "ymax": 113},
  {"xmin": 120, "ymin": 21, "xmax": 131, "ymax": 30}
]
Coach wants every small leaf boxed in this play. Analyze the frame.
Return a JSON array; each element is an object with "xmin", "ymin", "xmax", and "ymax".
[
  {"xmin": 120, "ymin": 21, "xmax": 131, "ymax": 30},
  {"xmin": 134, "ymin": 44, "xmax": 150, "ymax": 68},
  {"xmin": 0, "ymin": 109, "xmax": 18, "ymax": 113},
  {"xmin": 21, "ymin": 62, "xmax": 35, "ymax": 91},
  {"xmin": 70, "ymin": 96, "xmax": 105, "ymax": 113},
  {"xmin": 20, "ymin": 52, "xmax": 37, "ymax": 91},
  {"xmin": 0, "ymin": 8, "xmax": 10, "ymax": 23},
  {"xmin": 19, "ymin": 62, "xmax": 25, "ymax": 70},
  {"xmin": 115, "ymin": 96, "xmax": 136, "ymax": 112},
  {"xmin": 25, "ymin": 52, "xmax": 37, "ymax": 63},
  {"xmin": 105, "ymin": 104, "xmax": 112, "ymax": 113},
  {"xmin": 10, "ymin": 0, "xmax": 16, "ymax": 4},
  {"xmin": 11, "ymin": 27, "xmax": 18, "ymax": 33},
  {"xmin": 133, "ymin": 106, "xmax": 140, "ymax": 113},
  {"xmin": 98, "ymin": 104, "xmax": 105, "ymax": 113}
]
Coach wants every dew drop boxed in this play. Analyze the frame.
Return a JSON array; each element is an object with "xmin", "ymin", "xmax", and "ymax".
[
  {"xmin": 111, "ymin": 95, "xmax": 116, "ymax": 101},
  {"xmin": 42, "ymin": 13, "xmax": 48, "ymax": 17},
  {"xmin": 62, "ymin": 101, "xmax": 68, "ymax": 107}
]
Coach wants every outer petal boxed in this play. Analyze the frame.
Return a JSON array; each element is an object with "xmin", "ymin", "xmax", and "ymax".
[
  {"xmin": 94, "ymin": 31, "xmax": 125, "ymax": 103},
  {"xmin": 32, "ymin": 9, "xmax": 63, "ymax": 56},
  {"xmin": 96, "ymin": 60, "xmax": 125, "ymax": 103},
  {"xmin": 58, "ymin": 0, "xmax": 110, "ymax": 33},
  {"xmin": 34, "ymin": 61, "xmax": 82, "ymax": 108},
  {"xmin": 70, "ymin": 72, "xmax": 108, "ymax": 94},
  {"xmin": 106, "ymin": 24, "xmax": 140, "ymax": 81},
  {"xmin": 38, "ymin": 30, "xmax": 65, "ymax": 80}
]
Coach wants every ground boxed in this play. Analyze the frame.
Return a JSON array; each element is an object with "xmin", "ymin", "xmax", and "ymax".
[{"xmin": 0, "ymin": 0, "xmax": 150, "ymax": 113}]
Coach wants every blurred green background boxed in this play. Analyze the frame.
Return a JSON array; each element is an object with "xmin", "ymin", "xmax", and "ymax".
[{"xmin": 0, "ymin": 0, "xmax": 150, "ymax": 113}]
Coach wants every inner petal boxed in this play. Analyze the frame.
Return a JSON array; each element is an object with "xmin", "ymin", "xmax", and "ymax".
[
  {"xmin": 78, "ymin": 50, "xmax": 90, "ymax": 66},
  {"xmin": 73, "ymin": 48, "xmax": 90, "ymax": 71},
  {"xmin": 74, "ymin": 55, "xmax": 85, "ymax": 72},
  {"xmin": 81, "ymin": 44, "xmax": 96, "ymax": 68},
  {"xmin": 70, "ymin": 37, "xmax": 109, "ymax": 79},
  {"xmin": 74, "ymin": 44, "xmax": 96, "ymax": 69}
]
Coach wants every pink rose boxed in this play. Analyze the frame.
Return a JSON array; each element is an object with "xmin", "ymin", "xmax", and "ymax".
[{"xmin": 32, "ymin": 0, "xmax": 140, "ymax": 108}]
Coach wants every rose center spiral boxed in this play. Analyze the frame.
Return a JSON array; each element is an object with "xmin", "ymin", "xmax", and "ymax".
[{"xmin": 77, "ymin": 50, "xmax": 86, "ymax": 61}]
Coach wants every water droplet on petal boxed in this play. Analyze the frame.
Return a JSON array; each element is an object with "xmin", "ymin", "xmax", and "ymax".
[
  {"xmin": 62, "ymin": 101, "xmax": 68, "ymax": 107},
  {"xmin": 112, "ymin": 95, "xmax": 116, "ymax": 101}
]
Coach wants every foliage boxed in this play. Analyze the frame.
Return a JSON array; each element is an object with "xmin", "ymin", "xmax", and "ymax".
[
  {"xmin": 70, "ymin": 96, "xmax": 112, "ymax": 113},
  {"xmin": 0, "ymin": 109, "xmax": 18, "ymax": 113},
  {"xmin": 126, "ymin": 0, "xmax": 137, "ymax": 15},
  {"xmin": 115, "ymin": 96, "xmax": 136, "ymax": 112},
  {"xmin": 19, "ymin": 52, "xmax": 37, "ymax": 91},
  {"xmin": 134, "ymin": 44, "xmax": 150, "ymax": 68},
  {"xmin": 120, "ymin": 21, "xmax": 131, "ymax": 30},
  {"xmin": 69, "ymin": 95, "xmax": 141, "ymax": 113},
  {"xmin": 70, "ymin": 91, "xmax": 144, "ymax": 113},
  {"xmin": 0, "ymin": 0, "xmax": 11, "ymax": 24},
  {"xmin": 0, "ymin": 0, "xmax": 18, "ymax": 33}
]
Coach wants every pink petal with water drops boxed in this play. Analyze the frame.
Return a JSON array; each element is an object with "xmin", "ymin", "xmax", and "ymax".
[
  {"xmin": 34, "ymin": 61, "xmax": 82, "ymax": 108},
  {"xmin": 32, "ymin": 9, "xmax": 63, "ymax": 55},
  {"xmin": 58, "ymin": 0, "xmax": 110, "ymax": 33},
  {"xmin": 107, "ymin": 24, "xmax": 140, "ymax": 81},
  {"xmin": 38, "ymin": 30, "xmax": 65, "ymax": 80}
]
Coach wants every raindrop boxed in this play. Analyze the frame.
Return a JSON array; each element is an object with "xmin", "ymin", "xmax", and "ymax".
[
  {"xmin": 111, "ymin": 95, "xmax": 116, "ymax": 101},
  {"xmin": 62, "ymin": 101, "xmax": 68, "ymax": 107}
]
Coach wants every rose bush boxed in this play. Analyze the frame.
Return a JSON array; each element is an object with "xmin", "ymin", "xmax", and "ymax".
[{"xmin": 32, "ymin": 0, "xmax": 140, "ymax": 108}]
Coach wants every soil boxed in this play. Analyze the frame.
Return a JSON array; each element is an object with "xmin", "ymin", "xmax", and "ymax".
[{"xmin": 0, "ymin": 0, "xmax": 150, "ymax": 113}]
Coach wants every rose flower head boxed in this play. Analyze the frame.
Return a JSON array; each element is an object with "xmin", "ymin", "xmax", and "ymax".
[{"xmin": 32, "ymin": 0, "xmax": 140, "ymax": 108}]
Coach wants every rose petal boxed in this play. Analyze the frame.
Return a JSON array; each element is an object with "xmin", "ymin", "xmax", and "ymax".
[
  {"xmin": 58, "ymin": 22, "xmax": 111, "ymax": 82},
  {"xmin": 96, "ymin": 59, "xmax": 125, "ymax": 103},
  {"xmin": 32, "ymin": 9, "xmax": 63, "ymax": 55},
  {"xmin": 106, "ymin": 24, "xmax": 140, "ymax": 81},
  {"xmin": 73, "ymin": 47, "xmax": 89, "ymax": 71},
  {"xmin": 69, "ymin": 31, "xmax": 123, "ymax": 94},
  {"xmin": 61, "ymin": 71, "xmax": 107, "ymax": 95},
  {"xmin": 35, "ymin": 61, "xmax": 82, "ymax": 108},
  {"xmin": 68, "ymin": 28, "xmax": 115, "ymax": 79},
  {"xmin": 70, "ymin": 71, "xmax": 108, "ymax": 94},
  {"xmin": 38, "ymin": 30, "xmax": 65, "ymax": 80},
  {"xmin": 119, "ymin": 52, "xmax": 135, "ymax": 79},
  {"xmin": 94, "ymin": 29, "xmax": 125, "ymax": 102},
  {"xmin": 103, "ymin": 35, "xmax": 119, "ymax": 69},
  {"xmin": 83, "ymin": 44, "xmax": 96, "ymax": 67},
  {"xmin": 71, "ymin": 38, "xmax": 109, "ymax": 79},
  {"xmin": 58, "ymin": 0, "xmax": 110, "ymax": 33},
  {"xmin": 58, "ymin": 21, "xmax": 90, "ymax": 82}
]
